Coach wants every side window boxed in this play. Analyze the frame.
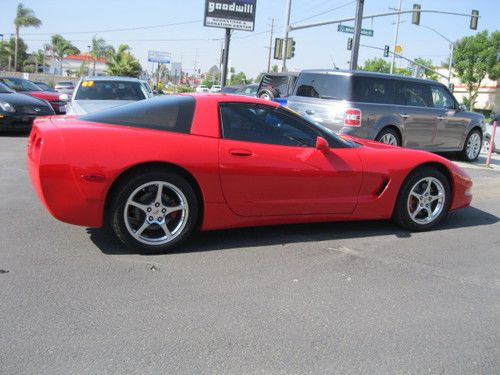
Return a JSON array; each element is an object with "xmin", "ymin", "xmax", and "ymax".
[
  {"xmin": 352, "ymin": 77, "xmax": 395, "ymax": 104},
  {"xmin": 431, "ymin": 85, "xmax": 455, "ymax": 109},
  {"xmin": 220, "ymin": 103, "xmax": 319, "ymax": 147},
  {"xmin": 396, "ymin": 81, "xmax": 431, "ymax": 107}
]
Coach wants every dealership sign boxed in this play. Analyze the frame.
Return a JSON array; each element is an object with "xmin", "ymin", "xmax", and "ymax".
[
  {"xmin": 204, "ymin": 0, "xmax": 257, "ymax": 31},
  {"xmin": 148, "ymin": 51, "xmax": 171, "ymax": 64}
]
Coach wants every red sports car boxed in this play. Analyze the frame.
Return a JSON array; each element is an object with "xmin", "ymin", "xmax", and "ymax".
[{"xmin": 27, "ymin": 94, "xmax": 472, "ymax": 252}]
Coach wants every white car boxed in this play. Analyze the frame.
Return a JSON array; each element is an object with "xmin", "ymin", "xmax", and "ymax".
[
  {"xmin": 195, "ymin": 85, "xmax": 209, "ymax": 93},
  {"xmin": 483, "ymin": 120, "xmax": 500, "ymax": 154},
  {"xmin": 210, "ymin": 85, "xmax": 222, "ymax": 93},
  {"xmin": 67, "ymin": 76, "xmax": 152, "ymax": 115}
]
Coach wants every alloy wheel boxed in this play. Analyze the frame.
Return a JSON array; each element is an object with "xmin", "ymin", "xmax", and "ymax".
[
  {"xmin": 466, "ymin": 132, "xmax": 481, "ymax": 160},
  {"xmin": 407, "ymin": 177, "xmax": 446, "ymax": 225}
]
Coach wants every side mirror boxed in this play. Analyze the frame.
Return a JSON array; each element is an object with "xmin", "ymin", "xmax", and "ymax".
[
  {"xmin": 459, "ymin": 103, "xmax": 467, "ymax": 111},
  {"xmin": 315, "ymin": 136, "xmax": 329, "ymax": 153}
]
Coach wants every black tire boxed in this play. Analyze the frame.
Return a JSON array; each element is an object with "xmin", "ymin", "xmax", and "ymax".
[
  {"xmin": 393, "ymin": 167, "xmax": 450, "ymax": 231},
  {"xmin": 109, "ymin": 170, "xmax": 199, "ymax": 253},
  {"xmin": 375, "ymin": 128, "xmax": 401, "ymax": 146},
  {"xmin": 460, "ymin": 129, "xmax": 482, "ymax": 162},
  {"xmin": 257, "ymin": 88, "xmax": 279, "ymax": 100}
]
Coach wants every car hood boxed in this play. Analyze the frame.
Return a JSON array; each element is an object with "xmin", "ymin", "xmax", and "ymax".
[
  {"xmin": 67, "ymin": 100, "xmax": 137, "ymax": 115},
  {"xmin": 0, "ymin": 92, "xmax": 50, "ymax": 106},
  {"xmin": 24, "ymin": 91, "xmax": 60, "ymax": 101}
]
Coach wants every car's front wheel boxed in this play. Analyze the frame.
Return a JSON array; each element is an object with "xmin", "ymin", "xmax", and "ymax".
[
  {"xmin": 109, "ymin": 171, "xmax": 198, "ymax": 253},
  {"xmin": 393, "ymin": 167, "xmax": 450, "ymax": 231}
]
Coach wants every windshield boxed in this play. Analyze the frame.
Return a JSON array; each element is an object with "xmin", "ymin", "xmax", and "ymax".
[
  {"xmin": 75, "ymin": 80, "xmax": 147, "ymax": 101},
  {"xmin": 0, "ymin": 82, "xmax": 14, "ymax": 93},
  {"xmin": 0, "ymin": 77, "xmax": 42, "ymax": 92}
]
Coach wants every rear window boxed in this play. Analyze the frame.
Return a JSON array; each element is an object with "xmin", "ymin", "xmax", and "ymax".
[
  {"xmin": 75, "ymin": 80, "xmax": 147, "ymax": 101},
  {"xmin": 395, "ymin": 80, "xmax": 431, "ymax": 107},
  {"xmin": 79, "ymin": 95, "xmax": 195, "ymax": 133},
  {"xmin": 352, "ymin": 76, "xmax": 395, "ymax": 104},
  {"xmin": 293, "ymin": 73, "xmax": 351, "ymax": 100}
]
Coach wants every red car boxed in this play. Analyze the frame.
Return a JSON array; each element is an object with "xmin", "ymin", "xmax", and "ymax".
[
  {"xmin": 0, "ymin": 77, "xmax": 66, "ymax": 114},
  {"xmin": 27, "ymin": 94, "xmax": 472, "ymax": 253}
]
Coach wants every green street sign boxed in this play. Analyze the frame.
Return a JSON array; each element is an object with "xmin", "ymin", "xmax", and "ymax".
[{"xmin": 337, "ymin": 24, "xmax": 374, "ymax": 37}]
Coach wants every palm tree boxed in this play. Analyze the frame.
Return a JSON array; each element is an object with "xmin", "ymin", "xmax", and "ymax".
[
  {"xmin": 105, "ymin": 44, "xmax": 142, "ymax": 77},
  {"xmin": 90, "ymin": 36, "xmax": 112, "ymax": 75},
  {"xmin": 14, "ymin": 3, "xmax": 42, "ymax": 71},
  {"xmin": 47, "ymin": 34, "xmax": 80, "ymax": 75}
]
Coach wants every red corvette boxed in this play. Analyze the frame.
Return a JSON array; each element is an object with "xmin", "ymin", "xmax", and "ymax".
[{"xmin": 27, "ymin": 94, "xmax": 472, "ymax": 252}]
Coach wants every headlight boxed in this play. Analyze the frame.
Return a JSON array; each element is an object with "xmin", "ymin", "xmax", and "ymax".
[
  {"xmin": 59, "ymin": 93, "xmax": 69, "ymax": 102},
  {"xmin": 0, "ymin": 101, "xmax": 15, "ymax": 113}
]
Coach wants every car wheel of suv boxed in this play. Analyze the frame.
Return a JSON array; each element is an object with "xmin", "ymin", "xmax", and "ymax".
[
  {"xmin": 376, "ymin": 128, "xmax": 401, "ymax": 146},
  {"xmin": 257, "ymin": 88, "xmax": 278, "ymax": 101},
  {"xmin": 460, "ymin": 129, "xmax": 482, "ymax": 162},
  {"xmin": 393, "ymin": 167, "xmax": 450, "ymax": 231},
  {"xmin": 109, "ymin": 171, "xmax": 199, "ymax": 253}
]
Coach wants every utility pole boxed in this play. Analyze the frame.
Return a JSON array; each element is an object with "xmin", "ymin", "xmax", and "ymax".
[
  {"xmin": 282, "ymin": 0, "xmax": 292, "ymax": 71},
  {"xmin": 390, "ymin": 0, "xmax": 403, "ymax": 74},
  {"xmin": 349, "ymin": 0, "xmax": 365, "ymax": 70},
  {"xmin": 448, "ymin": 42, "xmax": 454, "ymax": 85},
  {"xmin": 267, "ymin": 18, "xmax": 275, "ymax": 72},
  {"xmin": 193, "ymin": 48, "xmax": 198, "ymax": 78},
  {"xmin": 221, "ymin": 28, "xmax": 231, "ymax": 86}
]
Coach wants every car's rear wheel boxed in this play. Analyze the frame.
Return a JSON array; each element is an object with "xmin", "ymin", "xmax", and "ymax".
[
  {"xmin": 460, "ymin": 129, "xmax": 482, "ymax": 162},
  {"xmin": 393, "ymin": 167, "xmax": 450, "ymax": 231},
  {"xmin": 376, "ymin": 128, "xmax": 401, "ymax": 146},
  {"xmin": 109, "ymin": 171, "xmax": 198, "ymax": 253}
]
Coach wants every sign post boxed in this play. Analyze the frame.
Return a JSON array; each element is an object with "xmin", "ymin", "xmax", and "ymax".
[
  {"xmin": 148, "ymin": 51, "xmax": 171, "ymax": 91},
  {"xmin": 204, "ymin": 0, "xmax": 257, "ymax": 86}
]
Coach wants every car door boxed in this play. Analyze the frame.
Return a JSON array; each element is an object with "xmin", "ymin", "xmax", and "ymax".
[
  {"xmin": 218, "ymin": 103, "xmax": 363, "ymax": 217},
  {"xmin": 430, "ymin": 84, "xmax": 469, "ymax": 150},
  {"xmin": 395, "ymin": 80, "xmax": 440, "ymax": 149}
]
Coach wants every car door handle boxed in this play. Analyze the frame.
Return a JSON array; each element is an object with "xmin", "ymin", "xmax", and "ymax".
[
  {"xmin": 305, "ymin": 109, "xmax": 315, "ymax": 115},
  {"xmin": 229, "ymin": 149, "xmax": 253, "ymax": 157},
  {"xmin": 399, "ymin": 114, "xmax": 410, "ymax": 119},
  {"xmin": 437, "ymin": 116, "xmax": 446, "ymax": 120}
]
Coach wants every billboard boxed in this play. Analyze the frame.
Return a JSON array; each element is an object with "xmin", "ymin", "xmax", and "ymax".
[
  {"xmin": 204, "ymin": 0, "xmax": 257, "ymax": 31},
  {"xmin": 148, "ymin": 51, "xmax": 171, "ymax": 64}
]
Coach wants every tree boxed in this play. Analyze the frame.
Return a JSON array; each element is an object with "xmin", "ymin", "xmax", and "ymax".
[
  {"xmin": 229, "ymin": 71, "xmax": 247, "ymax": 85},
  {"xmin": 360, "ymin": 58, "xmax": 390, "ymax": 73},
  {"xmin": 271, "ymin": 64, "xmax": 279, "ymax": 72},
  {"xmin": 0, "ymin": 37, "xmax": 28, "ymax": 71},
  {"xmin": 47, "ymin": 34, "xmax": 80, "ymax": 75},
  {"xmin": 453, "ymin": 30, "xmax": 500, "ymax": 110},
  {"xmin": 14, "ymin": 3, "xmax": 42, "ymax": 72},
  {"xmin": 105, "ymin": 44, "xmax": 142, "ymax": 77},
  {"xmin": 90, "ymin": 36, "xmax": 112, "ymax": 75}
]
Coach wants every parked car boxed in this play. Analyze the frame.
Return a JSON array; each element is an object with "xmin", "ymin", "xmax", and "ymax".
[
  {"xmin": 234, "ymin": 83, "xmax": 259, "ymax": 96},
  {"xmin": 0, "ymin": 82, "xmax": 55, "ymax": 132},
  {"xmin": 195, "ymin": 85, "xmax": 209, "ymax": 93},
  {"xmin": 28, "ymin": 94, "xmax": 472, "ymax": 253},
  {"xmin": 285, "ymin": 70, "xmax": 485, "ymax": 161},
  {"xmin": 220, "ymin": 85, "xmax": 241, "ymax": 93},
  {"xmin": 256, "ymin": 72, "xmax": 299, "ymax": 104},
  {"xmin": 483, "ymin": 116, "xmax": 500, "ymax": 154},
  {"xmin": 0, "ymin": 76, "xmax": 67, "ymax": 114},
  {"xmin": 67, "ymin": 76, "xmax": 153, "ymax": 115},
  {"xmin": 33, "ymin": 81, "xmax": 56, "ymax": 92},
  {"xmin": 210, "ymin": 84, "xmax": 222, "ymax": 93},
  {"xmin": 54, "ymin": 81, "xmax": 75, "ymax": 95}
]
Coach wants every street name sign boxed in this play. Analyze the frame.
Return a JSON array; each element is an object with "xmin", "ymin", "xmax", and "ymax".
[{"xmin": 337, "ymin": 24, "xmax": 374, "ymax": 37}]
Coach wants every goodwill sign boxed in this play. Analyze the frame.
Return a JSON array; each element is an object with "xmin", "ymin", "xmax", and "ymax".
[{"xmin": 204, "ymin": 0, "xmax": 257, "ymax": 31}]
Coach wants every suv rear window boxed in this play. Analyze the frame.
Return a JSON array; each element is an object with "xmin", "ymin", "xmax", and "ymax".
[
  {"xmin": 79, "ymin": 95, "xmax": 195, "ymax": 133},
  {"xmin": 293, "ymin": 73, "xmax": 351, "ymax": 100},
  {"xmin": 352, "ymin": 76, "xmax": 395, "ymax": 104}
]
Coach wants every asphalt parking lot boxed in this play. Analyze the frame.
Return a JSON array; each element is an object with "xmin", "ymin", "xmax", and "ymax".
[{"xmin": 1, "ymin": 133, "xmax": 499, "ymax": 374}]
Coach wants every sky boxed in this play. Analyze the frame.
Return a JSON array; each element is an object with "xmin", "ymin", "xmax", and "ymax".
[{"xmin": 0, "ymin": 0, "xmax": 498, "ymax": 79}]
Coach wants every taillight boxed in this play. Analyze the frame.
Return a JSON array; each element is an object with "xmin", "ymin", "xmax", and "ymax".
[{"xmin": 344, "ymin": 108, "xmax": 362, "ymax": 126}]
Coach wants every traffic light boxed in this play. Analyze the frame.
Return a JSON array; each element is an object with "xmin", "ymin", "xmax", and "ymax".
[
  {"xmin": 347, "ymin": 37, "xmax": 353, "ymax": 51},
  {"xmin": 470, "ymin": 9, "xmax": 479, "ymax": 30},
  {"xmin": 383, "ymin": 45, "xmax": 390, "ymax": 57},
  {"xmin": 274, "ymin": 38, "xmax": 283, "ymax": 60},
  {"xmin": 412, "ymin": 4, "xmax": 421, "ymax": 25},
  {"xmin": 286, "ymin": 38, "xmax": 296, "ymax": 59}
]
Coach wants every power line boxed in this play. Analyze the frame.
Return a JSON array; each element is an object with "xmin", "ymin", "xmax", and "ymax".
[
  {"xmin": 14, "ymin": 19, "xmax": 202, "ymax": 36},
  {"xmin": 292, "ymin": 1, "xmax": 356, "ymax": 24}
]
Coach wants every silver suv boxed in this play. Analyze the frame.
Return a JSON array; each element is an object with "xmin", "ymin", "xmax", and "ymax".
[{"xmin": 286, "ymin": 70, "xmax": 485, "ymax": 161}]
